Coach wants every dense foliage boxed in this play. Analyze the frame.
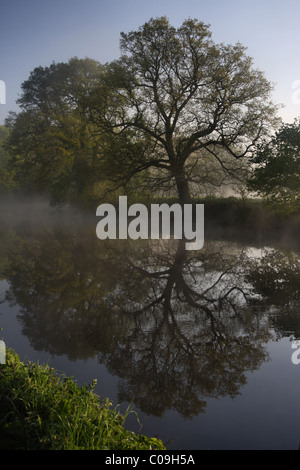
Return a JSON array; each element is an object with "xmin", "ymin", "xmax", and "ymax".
[
  {"xmin": 0, "ymin": 125, "xmax": 15, "ymax": 193},
  {"xmin": 4, "ymin": 58, "xmax": 108, "ymax": 206},
  {"xmin": 248, "ymin": 120, "xmax": 300, "ymax": 212}
]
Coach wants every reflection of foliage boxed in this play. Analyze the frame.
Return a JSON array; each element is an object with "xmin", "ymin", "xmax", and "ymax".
[
  {"xmin": 98, "ymin": 241, "xmax": 270, "ymax": 417},
  {"xmin": 246, "ymin": 248, "xmax": 300, "ymax": 342},
  {"xmin": 102, "ymin": 307, "xmax": 269, "ymax": 417},
  {"xmin": 3, "ymin": 225, "xmax": 130, "ymax": 359},
  {"xmin": 1, "ymin": 221, "xmax": 272, "ymax": 418},
  {"xmin": 246, "ymin": 249, "xmax": 300, "ymax": 306}
]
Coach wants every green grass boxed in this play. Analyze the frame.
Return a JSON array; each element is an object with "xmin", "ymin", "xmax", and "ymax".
[{"xmin": 0, "ymin": 349, "xmax": 165, "ymax": 450}]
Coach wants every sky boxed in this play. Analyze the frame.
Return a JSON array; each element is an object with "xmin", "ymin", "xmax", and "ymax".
[{"xmin": 1, "ymin": 0, "xmax": 300, "ymax": 124}]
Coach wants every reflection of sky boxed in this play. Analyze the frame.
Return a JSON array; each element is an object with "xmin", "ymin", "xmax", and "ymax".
[{"xmin": 1, "ymin": 0, "xmax": 300, "ymax": 124}]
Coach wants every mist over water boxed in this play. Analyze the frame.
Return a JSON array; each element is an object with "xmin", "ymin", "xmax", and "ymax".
[
  {"xmin": 0, "ymin": 196, "xmax": 96, "ymax": 229},
  {"xmin": 1, "ymin": 195, "xmax": 300, "ymax": 247}
]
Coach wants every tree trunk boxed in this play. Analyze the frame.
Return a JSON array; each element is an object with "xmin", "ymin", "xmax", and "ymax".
[
  {"xmin": 173, "ymin": 170, "xmax": 195, "ymax": 241},
  {"xmin": 175, "ymin": 173, "xmax": 192, "ymax": 205}
]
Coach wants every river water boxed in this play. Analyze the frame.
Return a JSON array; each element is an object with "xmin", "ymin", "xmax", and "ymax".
[{"xmin": 1, "ymin": 201, "xmax": 300, "ymax": 450}]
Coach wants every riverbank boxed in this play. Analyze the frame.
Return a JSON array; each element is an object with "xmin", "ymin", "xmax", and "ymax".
[
  {"xmin": 0, "ymin": 349, "xmax": 165, "ymax": 450},
  {"xmin": 1, "ymin": 194, "xmax": 300, "ymax": 251}
]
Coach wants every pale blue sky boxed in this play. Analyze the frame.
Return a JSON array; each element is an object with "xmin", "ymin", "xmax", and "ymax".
[{"xmin": 1, "ymin": 0, "xmax": 300, "ymax": 124}]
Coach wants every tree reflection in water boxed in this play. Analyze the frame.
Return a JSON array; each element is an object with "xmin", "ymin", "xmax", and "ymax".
[
  {"xmin": 0, "ymin": 223, "xmax": 281, "ymax": 417},
  {"xmin": 246, "ymin": 249, "xmax": 300, "ymax": 342}
]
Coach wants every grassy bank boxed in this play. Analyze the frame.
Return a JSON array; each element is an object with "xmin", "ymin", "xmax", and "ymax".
[{"xmin": 0, "ymin": 349, "xmax": 165, "ymax": 450}]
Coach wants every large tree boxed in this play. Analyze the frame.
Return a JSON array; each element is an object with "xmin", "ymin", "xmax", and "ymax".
[
  {"xmin": 91, "ymin": 16, "xmax": 280, "ymax": 204},
  {"xmin": 5, "ymin": 17, "xmax": 280, "ymax": 207},
  {"xmin": 5, "ymin": 57, "xmax": 105, "ymax": 205}
]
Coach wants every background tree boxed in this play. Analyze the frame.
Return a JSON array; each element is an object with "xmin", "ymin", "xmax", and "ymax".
[
  {"xmin": 91, "ymin": 16, "xmax": 280, "ymax": 204},
  {"xmin": 248, "ymin": 119, "xmax": 300, "ymax": 212},
  {"xmin": 0, "ymin": 125, "xmax": 15, "ymax": 194},
  {"xmin": 5, "ymin": 58, "xmax": 105, "ymax": 206},
  {"xmin": 183, "ymin": 146, "xmax": 251, "ymax": 199}
]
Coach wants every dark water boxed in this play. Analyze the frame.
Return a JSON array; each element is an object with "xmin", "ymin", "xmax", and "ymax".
[{"xmin": 1, "ymin": 201, "xmax": 300, "ymax": 450}]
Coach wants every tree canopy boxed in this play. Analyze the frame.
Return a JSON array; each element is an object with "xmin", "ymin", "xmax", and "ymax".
[
  {"xmin": 248, "ymin": 119, "xmax": 300, "ymax": 212},
  {"xmin": 5, "ymin": 57, "xmax": 105, "ymax": 205},
  {"xmin": 90, "ymin": 16, "xmax": 279, "ymax": 204},
  {"xmin": 0, "ymin": 125, "xmax": 15, "ymax": 193},
  {"xmin": 4, "ymin": 17, "xmax": 280, "ymax": 206}
]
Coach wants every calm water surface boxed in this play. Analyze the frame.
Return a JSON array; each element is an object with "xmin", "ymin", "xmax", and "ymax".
[{"xmin": 1, "ymin": 202, "xmax": 300, "ymax": 450}]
